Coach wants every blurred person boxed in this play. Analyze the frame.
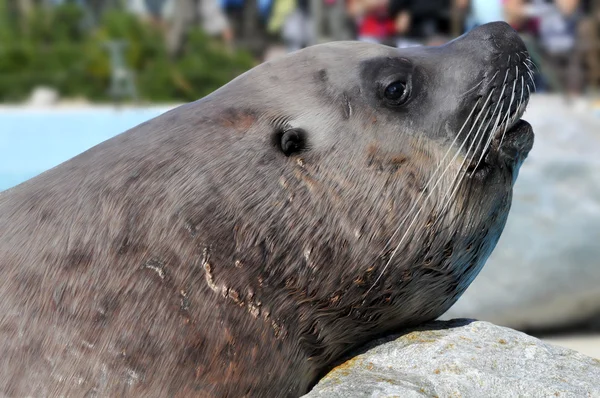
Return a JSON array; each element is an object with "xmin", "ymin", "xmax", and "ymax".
[
  {"xmin": 504, "ymin": 0, "xmax": 585, "ymax": 95},
  {"xmin": 504, "ymin": 0, "xmax": 538, "ymax": 33},
  {"xmin": 220, "ymin": 0, "xmax": 267, "ymax": 26},
  {"xmin": 347, "ymin": 0, "xmax": 397, "ymax": 45},
  {"xmin": 539, "ymin": 0, "xmax": 586, "ymax": 95},
  {"xmin": 465, "ymin": 0, "xmax": 505, "ymax": 30},
  {"xmin": 269, "ymin": 0, "xmax": 352, "ymax": 51},
  {"xmin": 577, "ymin": 0, "xmax": 599, "ymax": 90},
  {"xmin": 502, "ymin": 0, "xmax": 547, "ymax": 90},
  {"xmin": 387, "ymin": 0, "xmax": 468, "ymax": 47},
  {"xmin": 268, "ymin": 0, "xmax": 315, "ymax": 51},
  {"xmin": 221, "ymin": 0, "xmax": 274, "ymax": 56},
  {"xmin": 166, "ymin": 0, "xmax": 234, "ymax": 58},
  {"xmin": 320, "ymin": 0, "xmax": 354, "ymax": 41}
]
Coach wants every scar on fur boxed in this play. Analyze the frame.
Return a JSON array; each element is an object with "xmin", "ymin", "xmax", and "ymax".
[
  {"xmin": 202, "ymin": 248, "xmax": 220, "ymax": 293},
  {"xmin": 142, "ymin": 258, "xmax": 166, "ymax": 280},
  {"xmin": 279, "ymin": 176, "xmax": 288, "ymax": 189},
  {"xmin": 202, "ymin": 248, "xmax": 267, "ymax": 322},
  {"xmin": 180, "ymin": 290, "xmax": 190, "ymax": 312}
]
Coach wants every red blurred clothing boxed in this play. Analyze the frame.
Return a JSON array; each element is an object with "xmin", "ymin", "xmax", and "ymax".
[{"xmin": 357, "ymin": 10, "xmax": 396, "ymax": 39}]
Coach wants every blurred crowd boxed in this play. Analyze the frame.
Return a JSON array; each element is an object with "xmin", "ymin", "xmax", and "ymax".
[{"xmin": 43, "ymin": 0, "xmax": 600, "ymax": 95}]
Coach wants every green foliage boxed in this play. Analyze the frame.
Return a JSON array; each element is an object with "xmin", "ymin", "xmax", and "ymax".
[{"xmin": 0, "ymin": 2, "xmax": 256, "ymax": 103}]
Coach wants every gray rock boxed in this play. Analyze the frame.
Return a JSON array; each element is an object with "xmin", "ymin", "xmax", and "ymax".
[
  {"xmin": 442, "ymin": 95, "xmax": 600, "ymax": 331},
  {"xmin": 303, "ymin": 320, "xmax": 600, "ymax": 398}
]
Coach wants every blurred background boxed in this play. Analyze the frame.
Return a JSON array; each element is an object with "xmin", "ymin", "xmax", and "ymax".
[
  {"xmin": 1, "ymin": 0, "xmax": 600, "ymax": 103},
  {"xmin": 1, "ymin": 0, "xmax": 599, "ymax": 358}
]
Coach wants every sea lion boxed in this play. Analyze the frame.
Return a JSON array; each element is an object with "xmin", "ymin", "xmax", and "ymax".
[{"xmin": 0, "ymin": 22, "xmax": 534, "ymax": 397}]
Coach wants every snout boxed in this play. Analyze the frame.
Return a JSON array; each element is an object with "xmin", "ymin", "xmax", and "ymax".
[
  {"xmin": 455, "ymin": 22, "xmax": 534, "ymax": 109},
  {"xmin": 437, "ymin": 22, "xmax": 535, "ymax": 172},
  {"xmin": 445, "ymin": 21, "xmax": 534, "ymax": 100},
  {"xmin": 443, "ymin": 21, "xmax": 530, "ymax": 65},
  {"xmin": 459, "ymin": 21, "xmax": 528, "ymax": 57}
]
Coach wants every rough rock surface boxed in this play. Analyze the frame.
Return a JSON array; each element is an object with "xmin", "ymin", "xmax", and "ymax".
[
  {"xmin": 303, "ymin": 319, "xmax": 600, "ymax": 398},
  {"xmin": 443, "ymin": 95, "xmax": 600, "ymax": 331}
]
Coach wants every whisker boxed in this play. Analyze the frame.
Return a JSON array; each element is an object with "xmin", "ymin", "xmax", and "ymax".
[
  {"xmin": 471, "ymin": 99, "xmax": 504, "ymax": 175},
  {"xmin": 526, "ymin": 70, "xmax": 536, "ymax": 90},
  {"xmin": 438, "ymin": 99, "xmax": 508, "ymax": 223},
  {"xmin": 502, "ymin": 66, "xmax": 510, "ymax": 87},
  {"xmin": 377, "ymin": 97, "xmax": 482, "ymax": 256},
  {"xmin": 489, "ymin": 70, "xmax": 500, "ymax": 82},
  {"xmin": 436, "ymin": 107, "xmax": 492, "ymax": 220},
  {"xmin": 499, "ymin": 69, "xmax": 518, "ymax": 148},
  {"xmin": 437, "ymin": 87, "xmax": 505, "ymax": 219},
  {"xmin": 521, "ymin": 52, "xmax": 535, "ymax": 64},
  {"xmin": 520, "ymin": 75, "xmax": 524, "ymax": 105},
  {"xmin": 468, "ymin": 64, "xmax": 512, "ymax": 174},
  {"xmin": 524, "ymin": 56, "xmax": 539, "ymax": 72},
  {"xmin": 496, "ymin": 104, "xmax": 512, "ymax": 153},
  {"xmin": 366, "ymin": 89, "xmax": 495, "ymax": 295},
  {"xmin": 459, "ymin": 80, "xmax": 484, "ymax": 98},
  {"xmin": 367, "ymin": 52, "xmax": 534, "ymax": 296}
]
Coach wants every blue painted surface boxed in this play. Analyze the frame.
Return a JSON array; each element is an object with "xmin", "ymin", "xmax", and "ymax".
[{"xmin": 0, "ymin": 107, "xmax": 172, "ymax": 192}]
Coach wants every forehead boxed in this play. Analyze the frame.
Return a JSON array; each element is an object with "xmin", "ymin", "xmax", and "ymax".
[
  {"xmin": 212, "ymin": 42, "xmax": 413, "ymax": 119},
  {"xmin": 270, "ymin": 42, "xmax": 400, "ymax": 76}
]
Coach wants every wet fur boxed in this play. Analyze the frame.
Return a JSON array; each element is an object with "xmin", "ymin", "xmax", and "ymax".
[{"xmin": 0, "ymin": 23, "xmax": 533, "ymax": 397}]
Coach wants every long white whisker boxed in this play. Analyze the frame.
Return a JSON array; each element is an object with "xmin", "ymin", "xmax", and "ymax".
[
  {"xmin": 437, "ymin": 88, "xmax": 505, "ymax": 219},
  {"xmin": 520, "ymin": 75, "xmax": 524, "ymax": 105},
  {"xmin": 496, "ymin": 103, "xmax": 512, "ymax": 153},
  {"xmin": 367, "ymin": 54, "xmax": 535, "ymax": 296},
  {"xmin": 489, "ymin": 70, "xmax": 500, "ymax": 82},
  {"xmin": 471, "ymin": 99, "xmax": 505, "ymax": 175},
  {"xmin": 377, "ymin": 97, "xmax": 482, "ymax": 255},
  {"xmin": 499, "ymin": 69, "xmax": 518, "ymax": 148},
  {"xmin": 438, "ymin": 100, "xmax": 494, "ymax": 209},
  {"xmin": 438, "ymin": 62, "xmax": 513, "ymax": 219},
  {"xmin": 459, "ymin": 80, "xmax": 484, "ymax": 98},
  {"xmin": 470, "ymin": 67, "xmax": 510, "ymax": 173},
  {"xmin": 436, "ymin": 107, "xmax": 492, "ymax": 220},
  {"xmin": 523, "ymin": 55, "xmax": 539, "ymax": 72},
  {"xmin": 526, "ymin": 70, "xmax": 536, "ymax": 91},
  {"xmin": 366, "ymin": 89, "xmax": 495, "ymax": 295}
]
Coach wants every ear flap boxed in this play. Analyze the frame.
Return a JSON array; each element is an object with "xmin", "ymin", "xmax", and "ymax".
[{"xmin": 280, "ymin": 128, "xmax": 307, "ymax": 157}]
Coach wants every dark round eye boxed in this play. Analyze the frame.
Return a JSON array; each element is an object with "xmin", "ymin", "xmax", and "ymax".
[{"xmin": 383, "ymin": 81, "xmax": 409, "ymax": 105}]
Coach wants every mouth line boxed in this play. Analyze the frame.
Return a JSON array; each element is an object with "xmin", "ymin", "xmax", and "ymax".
[
  {"xmin": 465, "ymin": 97, "xmax": 530, "ymax": 173},
  {"xmin": 491, "ymin": 99, "xmax": 528, "ymax": 143}
]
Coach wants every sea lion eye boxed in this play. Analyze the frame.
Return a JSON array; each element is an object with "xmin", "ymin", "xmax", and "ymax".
[{"xmin": 384, "ymin": 81, "xmax": 408, "ymax": 105}]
